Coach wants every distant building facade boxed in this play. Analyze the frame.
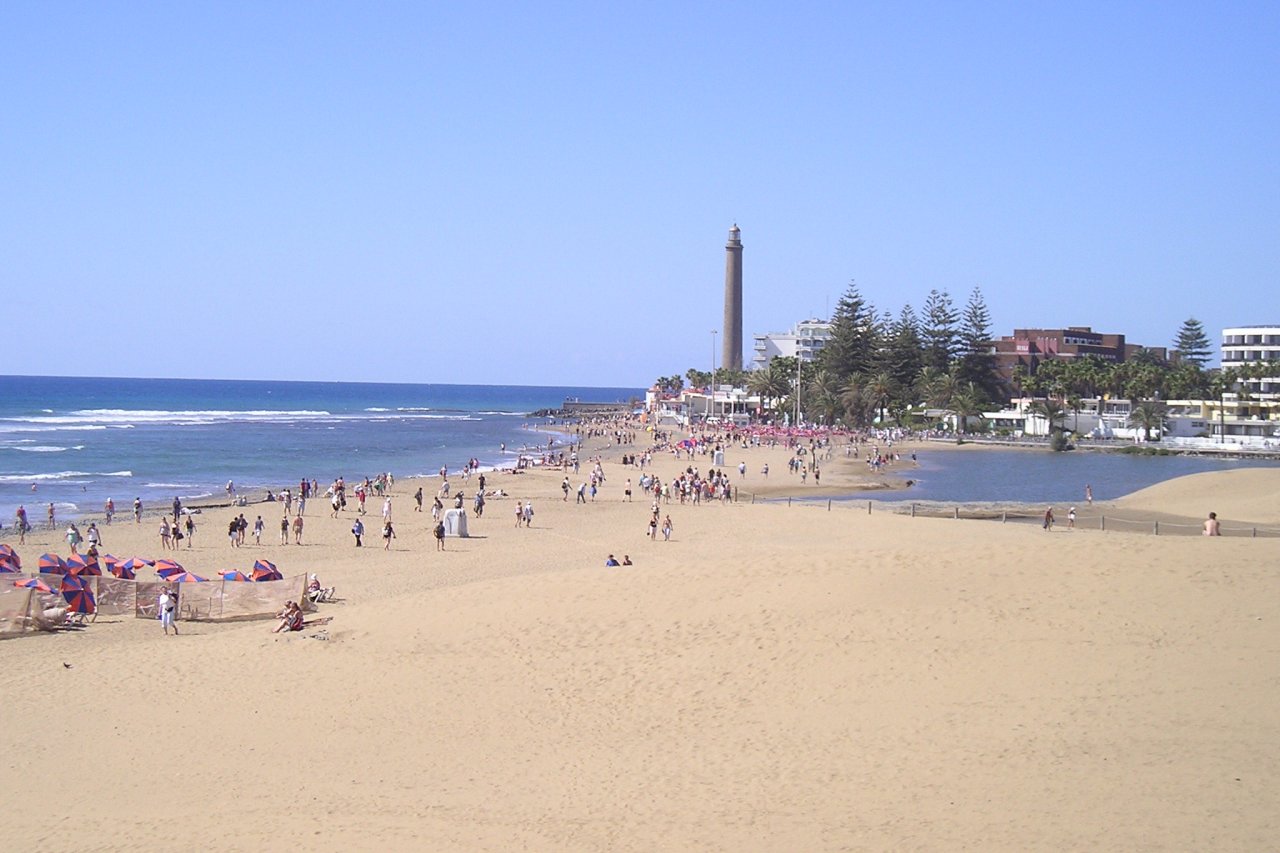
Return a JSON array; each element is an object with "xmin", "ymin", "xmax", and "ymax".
[
  {"xmin": 1222, "ymin": 325, "xmax": 1280, "ymax": 399},
  {"xmin": 990, "ymin": 326, "xmax": 1167, "ymax": 389},
  {"xmin": 751, "ymin": 318, "xmax": 833, "ymax": 370}
]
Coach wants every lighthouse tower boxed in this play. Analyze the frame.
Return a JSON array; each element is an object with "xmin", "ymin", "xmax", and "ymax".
[{"xmin": 722, "ymin": 224, "xmax": 743, "ymax": 372}]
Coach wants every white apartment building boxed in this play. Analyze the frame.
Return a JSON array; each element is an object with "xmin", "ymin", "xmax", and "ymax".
[
  {"xmin": 1222, "ymin": 325, "xmax": 1280, "ymax": 398},
  {"xmin": 751, "ymin": 318, "xmax": 832, "ymax": 370}
]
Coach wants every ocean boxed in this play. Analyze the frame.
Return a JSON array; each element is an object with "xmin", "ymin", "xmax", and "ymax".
[{"xmin": 0, "ymin": 375, "xmax": 642, "ymax": 522}]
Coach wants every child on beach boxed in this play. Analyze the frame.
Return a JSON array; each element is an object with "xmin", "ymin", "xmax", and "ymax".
[{"xmin": 382, "ymin": 520, "xmax": 395, "ymax": 550}]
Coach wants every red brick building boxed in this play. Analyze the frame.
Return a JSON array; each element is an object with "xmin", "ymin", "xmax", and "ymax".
[{"xmin": 990, "ymin": 327, "xmax": 1167, "ymax": 391}]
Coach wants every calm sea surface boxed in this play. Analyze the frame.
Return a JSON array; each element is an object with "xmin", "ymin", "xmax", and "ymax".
[
  {"xmin": 851, "ymin": 445, "xmax": 1280, "ymax": 504},
  {"xmin": 0, "ymin": 375, "xmax": 641, "ymax": 521}
]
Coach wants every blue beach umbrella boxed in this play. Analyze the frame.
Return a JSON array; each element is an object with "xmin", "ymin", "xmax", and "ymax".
[{"xmin": 219, "ymin": 570, "xmax": 252, "ymax": 582}]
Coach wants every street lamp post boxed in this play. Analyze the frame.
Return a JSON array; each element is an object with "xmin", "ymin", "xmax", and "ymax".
[
  {"xmin": 710, "ymin": 330, "xmax": 718, "ymax": 421},
  {"xmin": 794, "ymin": 354, "xmax": 801, "ymax": 426}
]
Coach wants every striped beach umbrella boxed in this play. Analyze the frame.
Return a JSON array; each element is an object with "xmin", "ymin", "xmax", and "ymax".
[
  {"xmin": 0, "ymin": 558, "xmax": 20, "ymax": 574},
  {"xmin": 61, "ymin": 576, "xmax": 96, "ymax": 614},
  {"xmin": 99, "ymin": 553, "xmax": 120, "ymax": 571},
  {"xmin": 116, "ymin": 557, "xmax": 153, "ymax": 574},
  {"xmin": 0, "ymin": 544, "xmax": 20, "ymax": 569},
  {"xmin": 65, "ymin": 554, "xmax": 102, "ymax": 576},
  {"xmin": 38, "ymin": 553, "xmax": 67, "ymax": 574},
  {"xmin": 251, "ymin": 560, "xmax": 282, "ymax": 582},
  {"xmin": 154, "ymin": 559, "xmax": 185, "ymax": 579},
  {"xmin": 168, "ymin": 571, "xmax": 208, "ymax": 583},
  {"xmin": 219, "ymin": 570, "xmax": 253, "ymax": 582},
  {"xmin": 14, "ymin": 577, "xmax": 54, "ymax": 593}
]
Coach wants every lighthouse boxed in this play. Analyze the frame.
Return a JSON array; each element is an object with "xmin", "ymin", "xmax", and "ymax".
[{"xmin": 722, "ymin": 224, "xmax": 743, "ymax": 372}]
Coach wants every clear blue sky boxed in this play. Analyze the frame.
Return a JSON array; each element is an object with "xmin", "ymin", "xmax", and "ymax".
[{"xmin": 3, "ymin": 2, "xmax": 1277, "ymax": 387}]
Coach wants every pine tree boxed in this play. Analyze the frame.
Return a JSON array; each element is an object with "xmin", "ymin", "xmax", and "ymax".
[
  {"xmin": 1173, "ymin": 318, "xmax": 1213, "ymax": 368},
  {"xmin": 957, "ymin": 286, "xmax": 999, "ymax": 398},
  {"xmin": 885, "ymin": 304, "xmax": 924, "ymax": 395},
  {"xmin": 921, "ymin": 289, "xmax": 959, "ymax": 372},
  {"xmin": 817, "ymin": 281, "xmax": 877, "ymax": 381}
]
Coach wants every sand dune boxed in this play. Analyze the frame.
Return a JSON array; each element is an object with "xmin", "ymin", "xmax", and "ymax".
[
  {"xmin": 1115, "ymin": 466, "xmax": 1280, "ymax": 525},
  {"xmin": 2, "ymin": 444, "xmax": 1277, "ymax": 850}
]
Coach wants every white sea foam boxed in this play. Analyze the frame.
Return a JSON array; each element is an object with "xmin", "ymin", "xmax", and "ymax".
[
  {"xmin": 7, "ymin": 445, "xmax": 76, "ymax": 453},
  {"xmin": 0, "ymin": 470, "xmax": 132, "ymax": 483}
]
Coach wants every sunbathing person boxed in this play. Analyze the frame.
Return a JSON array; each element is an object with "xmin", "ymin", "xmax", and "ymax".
[{"xmin": 272, "ymin": 601, "xmax": 304, "ymax": 633}]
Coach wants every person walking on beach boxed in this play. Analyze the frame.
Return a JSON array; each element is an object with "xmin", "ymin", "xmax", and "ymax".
[
  {"xmin": 382, "ymin": 497, "xmax": 392, "ymax": 523},
  {"xmin": 104, "ymin": 498, "xmax": 114, "ymax": 524},
  {"xmin": 661, "ymin": 514, "xmax": 673, "ymax": 541},
  {"xmin": 1085, "ymin": 484, "xmax": 1093, "ymax": 505},
  {"xmin": 133, "ymin": 498, "xmax": 142, "ymax": 523},
  {"xmin": 431, "ymin": 496, "xmax": 443, "ymax": 521},
  {"xmin": 562, "ymin": 477, "xmax": 571, "ymax": 501},
  {"xmin": 184, "ymin": 514, "xmax": 195, "ymax": 548},
  {"xmin": 66, "ymin": 524, "xmax": 82, "ymax": 554},
  {"xmin": 160, "ymin": 517, "xmax": 172, "ymax": 550},
  {"xmin": 15, "ymin": 506, "xmax": 28, "ymax": 544},
  {"xmin": 292, "ymin": 514, "xmax": 304, "ymax": 545},
  {"xmin": 414, "ymin": 487, "xmax": 423, "ymax": 512},
  {"xmin": 352, "ymin": 518, "xmax": 364, "ymax": 547},
  {"xmin": 47, "ymin": 502, "xmax": 55, "ymax": 530},
  {"xmin": 474, "ymin": 490, "xmax": 485, "ymax": 517},
  {"xmin": 1043, "ymin": 507, "xmax": 1055, "ymax": 531},
  {"xmin": 280, "ymin": 515, "xmax": 289, "ymax": 545},
  {"xmin": 1067, "ymin": 506, "xmax": 1077, "ymax": 530},
  {"xmin": 523, "ymin": 501, "xmax": 533, "ymax": 527},
  {"xmin": 1203, "ymin": 512, "xmax": 1221, "ymax": 536},
  {"xmin": 382, "ymin": 520, "xmax": 395, "ymax": 550},
  {"xmin": 86, "ymin": 522, "xmax": 101, "ymax": 551},
  {"xmin": 433, "ymin": 519, "xmax": 446, "ymax": 550},
  {"xmin": 515, "ymin": 501, "xmax": 524, "ymax": 528},
  {"xmin": 158, "ymin": 588, "xmax": 177, "ymax": 636},
  {"xmin": 227, "ymin": 517, "xmax": 239, "ymax": 548}
]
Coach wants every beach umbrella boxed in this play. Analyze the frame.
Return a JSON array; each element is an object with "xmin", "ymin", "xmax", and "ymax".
[
  {"xmin": 108, "ymin": 560, "xmax": 136, "ymax": 580},
  {"xmin": 0, "ymin": 558, "xmax": 20, "ymax": 574},
  {"xmin": 251, "ymin": 560, "xmax": 282, "ymax": 582},
  {"xmin": 65, "ymin": 554, "xmax": 102, "ymax": 576},
  {"xmin": 38, "ymin": 553, "xmax": 67, "ymax": 574},
  {"xmin": 100, "ymin": 553, "xmax": 119, "ymax": 571},
  {"xmin": 14, "ymin": 577, "xmax": 54, "ymax": 593},
  {"xmin": 154, "ymin": 559, "xmax": 185, "ymax": 579},
  {"xmin": 0, "ymin": 544, "xmax": 20, "ymax": 569},
  {"xmin": 116, "ymin": 557, "xmax": 153, "ymax": 574},
  {"xmin": 61, "ymin": 577, "xmax": 96, "ymax": 614},
  {"xmin": 168, "ymin": 571, "xmax": 208, "ymax": 583},
  {"xmin": 219, "ymin": 570, "xmax": 252, "ymax": 582}
]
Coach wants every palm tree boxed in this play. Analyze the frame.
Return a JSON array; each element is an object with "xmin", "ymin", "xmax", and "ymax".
[
  {"xmin": 865, "ymin": 371, "xmax": 897, "ymax": 425},
  {"xmin": 947, "ymin": 383, "xmax": 987, "ymax": 434},
  {"xmin": 1024, "ymin": 397, "xmax": 1064, "ymax": 435},
  {"xmin": 1128, "ymin": 399, "xmax": 1168, "ymax": 441}
]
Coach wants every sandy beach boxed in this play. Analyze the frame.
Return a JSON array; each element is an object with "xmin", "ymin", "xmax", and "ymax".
[{"xmin": 2, "ymin": 436, "xmax": 1277, "ymax": 851}]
